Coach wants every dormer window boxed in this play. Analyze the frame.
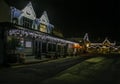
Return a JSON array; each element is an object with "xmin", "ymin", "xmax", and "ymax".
[
  {"xmin": 26, "ymin": 11, "xmax": 31, "ymax": 15},
  {"xmin": 39, "ymin": 24, "xmax": 47, "ymax": 33},
  {"xmin": 12, "ymin": 18, "xmax": 18, "ymax": 24}
]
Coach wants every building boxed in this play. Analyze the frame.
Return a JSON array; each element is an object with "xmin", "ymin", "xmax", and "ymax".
[
  {"xmin": 0, "ymin": 0, "xmax": 80, "ymax": 65},
  {"xmin": 83, "ymin": 33, "xmax": 119, "ymax": 53}
]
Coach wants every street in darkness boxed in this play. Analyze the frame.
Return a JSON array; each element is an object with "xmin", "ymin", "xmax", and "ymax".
[
  {"xmin": 1, "ymin": 55, "xmax": 120, "ymax": 84},
  {"xmin": 0, "ymin": 1, "xmax": 120, "ymax": 84}
]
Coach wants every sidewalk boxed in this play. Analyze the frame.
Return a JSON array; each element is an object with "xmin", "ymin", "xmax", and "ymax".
[
  {"xmin": 9, "ymin": 56, "xmax": 50, "ymax": 67},
  {"xmin": 9, "ymin": 56, "xmax": 79, "ymax": 68}
]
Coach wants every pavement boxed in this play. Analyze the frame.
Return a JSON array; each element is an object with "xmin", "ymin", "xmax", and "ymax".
[
  {"xmin": 9, "ymin": 56, "xmax": 50, "ymax": 67},
  {"xmin": 9, "ymin": 56, "xmax": 82, "ymax": 68}
]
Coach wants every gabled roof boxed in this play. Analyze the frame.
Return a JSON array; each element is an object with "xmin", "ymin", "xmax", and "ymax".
[
  {"xmin": 83, "ymin": 33, "xmax": 89, "ymax": 42},
  {"xmin": 40, "ymin": 11, "xmax": 49, "ymax": 24},
  {"xmin": 21, "ymin": 2, "xmax": 36, "ymax": 19},
  {"xmin": 102, "ymin": 38, "xmax": 111, "ymax": 45},
  {"xmin": 11, "ymin": 7, "xmax": 23, "ymax": 18}
]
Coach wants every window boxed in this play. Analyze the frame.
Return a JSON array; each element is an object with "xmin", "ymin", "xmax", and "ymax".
[
  {"xmin": 53, "ymin": 44, "xmax": 56, "ymax": 51},
  {"xmin": 48, "ymin": 43, "xmax": 52, "ymax": 52},
  {"xmin": 40, "ymin": 24, "xmax": 47, "ymax": 33},
  {"xmin": 42, "ymin": 42, "xmax": 47, "ymax": 53},
  {"xmin": 23, "ymin": 17, "xmax": 33, "ymax": 28},
  {"xmin": 57, "ymin": 45, "xmax": 61, "ymax": 52},
  {"xmin": 12, "ymin": 18, "xmax": 18, "ymax": 24}
]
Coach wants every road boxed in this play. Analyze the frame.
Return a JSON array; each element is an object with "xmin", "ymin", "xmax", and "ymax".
[
  {"xmin": 1, "ymin": 55, "xmax": 120, "ymax": 84},
  {"xmin": 0, "ymin": 56, "xmax": 88, "ymax": 84},
  {"xmin": 41, "ymin": 55, "xmax": 120, "ymax": 84}
]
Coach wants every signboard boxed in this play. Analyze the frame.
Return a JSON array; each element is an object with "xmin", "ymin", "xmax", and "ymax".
[{"xmin": 25, "ymin": 41, "xmax": 32, "ymax": 47}]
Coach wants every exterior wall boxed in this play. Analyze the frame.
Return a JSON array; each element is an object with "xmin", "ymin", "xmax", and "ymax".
[
  {"xmin": 0, "ymin": 0, "xmax": 11, "ymax": 22},
  {"xmin": 67, "ymin": 44, "xmax": 74, "ymax": 56},
  {"xmin": 0, "ymin": 24, "xmax": 79, "ymax": 64},
  {"xmin": 0, "ymin": 29, "xmax": 4, "ymax": 64}
]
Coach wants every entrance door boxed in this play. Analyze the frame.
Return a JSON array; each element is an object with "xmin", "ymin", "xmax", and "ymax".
[{"xmin": 34, "ymin": 40, "xmax": 41, "ymax": 59}]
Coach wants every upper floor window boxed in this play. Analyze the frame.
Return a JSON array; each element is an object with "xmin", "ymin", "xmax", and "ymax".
[
  {"xmin": 23, "ymin": 17, "xmax": 33, "ymax": 28},
  {"xmin": 40, "ymin": 24, "xmax": 47, "ymax": 33}
]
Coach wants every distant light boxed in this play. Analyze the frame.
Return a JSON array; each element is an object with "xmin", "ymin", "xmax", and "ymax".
[
  {"xmin": 102, "ymin": 46, "xmax": 106, "ymax": 48},
  {"xmin": 86, "ymin": 43, "xmax": 89, "ymax": 47},
  {"xmin": 73, "ymin": 43, "xmax": 82, "ymax": 48},
  {"xmin": 79, "ymin": 40, "xmax": 82, "ymax": 42}
]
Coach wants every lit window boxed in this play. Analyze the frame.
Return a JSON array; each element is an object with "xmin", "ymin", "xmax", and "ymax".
[{"xmin": 40, "ymin": 24, "xmax": 47, "ymax": 33}]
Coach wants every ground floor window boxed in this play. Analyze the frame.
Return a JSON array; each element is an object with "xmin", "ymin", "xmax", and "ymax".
[
  {"xmin": 48, "ymin": 43, "xmax": 56, "ymax": 52},
  {"xmin": 42, "ymin": 42, "xmax": 47, "ymax": 53}
]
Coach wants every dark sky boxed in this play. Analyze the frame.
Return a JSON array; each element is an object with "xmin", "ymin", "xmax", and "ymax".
[{"xmin": 5, "ymin": 0, "xmax": 120, "ymax": 42}]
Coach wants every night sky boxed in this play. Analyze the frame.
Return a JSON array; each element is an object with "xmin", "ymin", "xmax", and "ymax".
[{"xmin": 5, "ymin": 0, "xmax": 120, "ymax": 42}]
